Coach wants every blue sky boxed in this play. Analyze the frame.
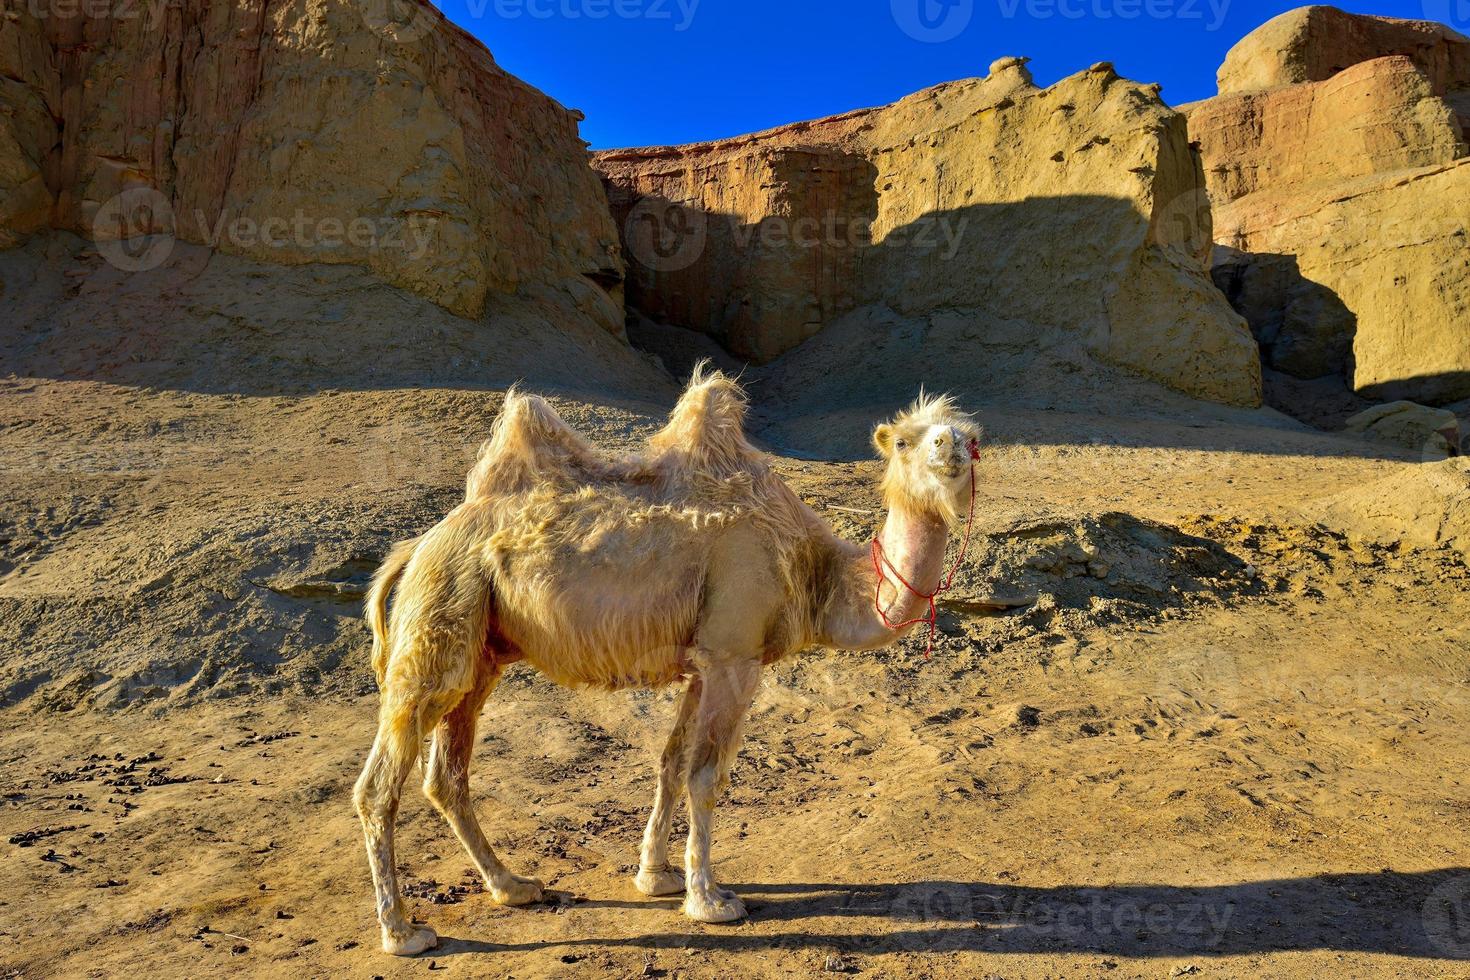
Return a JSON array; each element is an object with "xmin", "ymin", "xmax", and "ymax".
[{"xmin": 434, "ymin": 0, "xmax": 1460, "ymax": 148}]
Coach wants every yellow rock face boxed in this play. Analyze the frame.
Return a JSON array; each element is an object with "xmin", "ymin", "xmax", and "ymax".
[
  {"xmin": 1216, "ymin": 5, "xmax": 1470, "ymax": 96},
  {"xmin": 597, "ymin": 60, "xmax": 1261, "ymax": 407},
  {"xmin": 1189, "ymin": 56, "xmax": 1466, "ymax": 207},
  {"xmin": 1191, "ymin": 7, "xmax": 1470, "ymax": 403},
  {"xmin": 1215, "ymin": 159, "xmax": 1470, "ymax": 403}
]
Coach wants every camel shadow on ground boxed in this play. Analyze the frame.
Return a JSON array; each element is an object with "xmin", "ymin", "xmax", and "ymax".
[{"xmin": 432, "ymin": 869, "xmax": 1470, "ymax": 961}]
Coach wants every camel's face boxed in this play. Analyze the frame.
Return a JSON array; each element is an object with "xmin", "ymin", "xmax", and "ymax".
[{"xmin": 872, "ymin": 395, "xmax": 980, "ymax": 526}]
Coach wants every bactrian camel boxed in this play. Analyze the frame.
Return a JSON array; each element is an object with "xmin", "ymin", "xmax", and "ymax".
[{"xmin": 355, "ymin": 365, "xmax": 980, "ymax": 955}]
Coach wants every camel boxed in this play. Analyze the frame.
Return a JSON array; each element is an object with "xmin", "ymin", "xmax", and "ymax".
[{"xmin": 354, "ymin": 364, "xmax": 980, "ymax": 955}]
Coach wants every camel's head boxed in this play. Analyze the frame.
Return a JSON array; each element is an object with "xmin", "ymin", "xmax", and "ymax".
[{"xmin": 872, "ymin": 393, "xmax": 980, "ymax": 527}]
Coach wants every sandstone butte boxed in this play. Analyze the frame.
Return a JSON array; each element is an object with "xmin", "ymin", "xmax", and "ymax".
[
  {"xmin": 594, "ymin": 57, "xmax": 1264, "ymax": 408},
  {"xmin": 9, "ymin": 2, "xmax": 1470, "ymax": 415},
  {"xmin": 0, "ymin": 0, "xmax": 625, "ymax": 332},
  {"xmin": 1186, "ymin": 6, "xmax": 1470, "ymax": 405}
]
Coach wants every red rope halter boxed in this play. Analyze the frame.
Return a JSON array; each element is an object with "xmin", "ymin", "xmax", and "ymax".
[{"xmin": 870, "ymin": 438, "xmax": 981, "ymax": 660}]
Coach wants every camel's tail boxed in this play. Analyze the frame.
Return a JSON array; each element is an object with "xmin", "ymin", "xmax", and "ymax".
[{"xmin": 366, "ymin": 535, "xmax": 421, "ymax": 688}]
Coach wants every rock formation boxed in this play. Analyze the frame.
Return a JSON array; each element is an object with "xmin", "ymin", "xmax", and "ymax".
[
  {"xmin": 596, "ymin": 58, "xmax": 1262, "ymax": 407},
  {"xmin": 1217, "ymin": 5, "xmax": 1470, "ymax": 99},
  {"xmin": 1187, "ymin": 7, "xmax": 1470, "ymax": 405},
  {"xmin": 0, "ymin": 0, "xmax": 624, "ymax": 330},
  {"xmin": 0, "ymin": 5, "xmax": 57, "ymax": 248},
  {"xmin": 1344, "ymin": 400, "xmax": 1461, "ymax": 457},
  {"xmin": 1190, "ymin": 56, "xmax": 1464, "ymax": 205}
]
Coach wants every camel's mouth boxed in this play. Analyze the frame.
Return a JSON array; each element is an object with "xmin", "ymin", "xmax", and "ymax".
[{"xmin": 930, "ymin": 455, "xmax": 964, "ymax": 480}]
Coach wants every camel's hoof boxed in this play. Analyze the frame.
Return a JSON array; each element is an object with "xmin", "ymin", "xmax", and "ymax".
[
  {"xmin": 491, "ymin": 873, "xmax": 544, "ymax": 906},
  {"xmin": 683, "ymin": 889, "xmax": 747, "ymax": 923},
  {"xmin": 382, "ymin": 925, "xmax": 438, "ymax": 956},
  {"xmin": 634, "ymin": 867, "xmax": 686, "ymax": 897}
]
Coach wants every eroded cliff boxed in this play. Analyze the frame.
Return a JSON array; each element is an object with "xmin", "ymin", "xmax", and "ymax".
[
  {"xmin": 0, "ymin": 0, "xmax": 624, "ymax": 329},
  {"xmin": 1188, "ymin": 7, "xmax": 1470, "ymax": 405},
  {"xmin": 596, "ymin": 58, "xmax": 1261, "ymax": 407}
]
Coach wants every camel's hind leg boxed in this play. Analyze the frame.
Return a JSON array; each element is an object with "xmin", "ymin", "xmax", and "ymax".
[
  {"xmin": 422, "ymin": 660, "xmax": 544, "ymax": 906},
  {"xmin": 355, "ymin": 530, "xmax": 491, "ymax": 956},
  {"xmin": 354, "ymin": 687, "xmax": 459, "ymax": 956},
  {"xmin": 634, "ymin": 674, "xmax": 703, "ymax": 897}
]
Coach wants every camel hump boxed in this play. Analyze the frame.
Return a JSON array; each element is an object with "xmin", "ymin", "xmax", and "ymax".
[
  {"xmin": 647, "ymin": 361, "xmax": 760, "ymax": 474},
  {"xmin": 466, "ymin": 387, "xmax": 602, "ymax": 498}
]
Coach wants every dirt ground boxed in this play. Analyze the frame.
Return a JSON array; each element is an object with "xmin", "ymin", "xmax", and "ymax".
[{"xmin": 2, "ymin": 242, "xmax": 1469, "ymax": 978}]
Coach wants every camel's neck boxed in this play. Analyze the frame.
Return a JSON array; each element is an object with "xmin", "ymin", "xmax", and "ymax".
[{"xmin": 816, "ymin": 504, "xmax": 950, "ymax": 652}]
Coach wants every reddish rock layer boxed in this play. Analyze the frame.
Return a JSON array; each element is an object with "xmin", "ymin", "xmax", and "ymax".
[{"xmin": 0, "ymin": 0, "xmax": 622, "ymax": 327}]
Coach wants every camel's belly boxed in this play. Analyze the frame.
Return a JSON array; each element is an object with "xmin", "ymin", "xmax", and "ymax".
[{"xmin": 494, "ymin": 555, "xmax": 704, "ymax": 690}]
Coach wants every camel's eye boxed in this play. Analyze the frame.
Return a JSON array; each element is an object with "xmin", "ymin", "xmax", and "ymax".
[{"xmin": 894, "ymin": 439, "xmax": 908, "ymax": 451}]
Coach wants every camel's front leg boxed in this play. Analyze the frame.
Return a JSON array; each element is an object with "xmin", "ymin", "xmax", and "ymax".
[
  {"xmin": 682, "ymin": 659, "xmax": 761, "ymax": 923},
  {"xmin": 635, "ymin": 674, "xmax": 702, "ymax": 896}
]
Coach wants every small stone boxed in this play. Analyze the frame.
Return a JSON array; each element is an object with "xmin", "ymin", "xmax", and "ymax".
[{"xmin": 823, "ymin": 952, "xmax": 854, "ymax": 973}]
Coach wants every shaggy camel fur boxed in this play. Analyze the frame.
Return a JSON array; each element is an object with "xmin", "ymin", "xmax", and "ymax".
[{"xmin": 355, "ymin": 366, "xmax": 979, "ymax": 955}]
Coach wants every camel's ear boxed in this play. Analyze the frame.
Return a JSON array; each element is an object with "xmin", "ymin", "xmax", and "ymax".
[{"xmin": 872, "ymin": 424, "xmax": 894, "ymax": 458}]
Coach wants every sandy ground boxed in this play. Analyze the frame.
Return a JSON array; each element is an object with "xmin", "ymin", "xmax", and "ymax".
[
  {"xmin": 0, "ymin": 376, "xmax": 1464, "ymax": 980},
  {"xmin": 2, "ymin": 241, "xmax": 1469, "ymax": 978}
]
